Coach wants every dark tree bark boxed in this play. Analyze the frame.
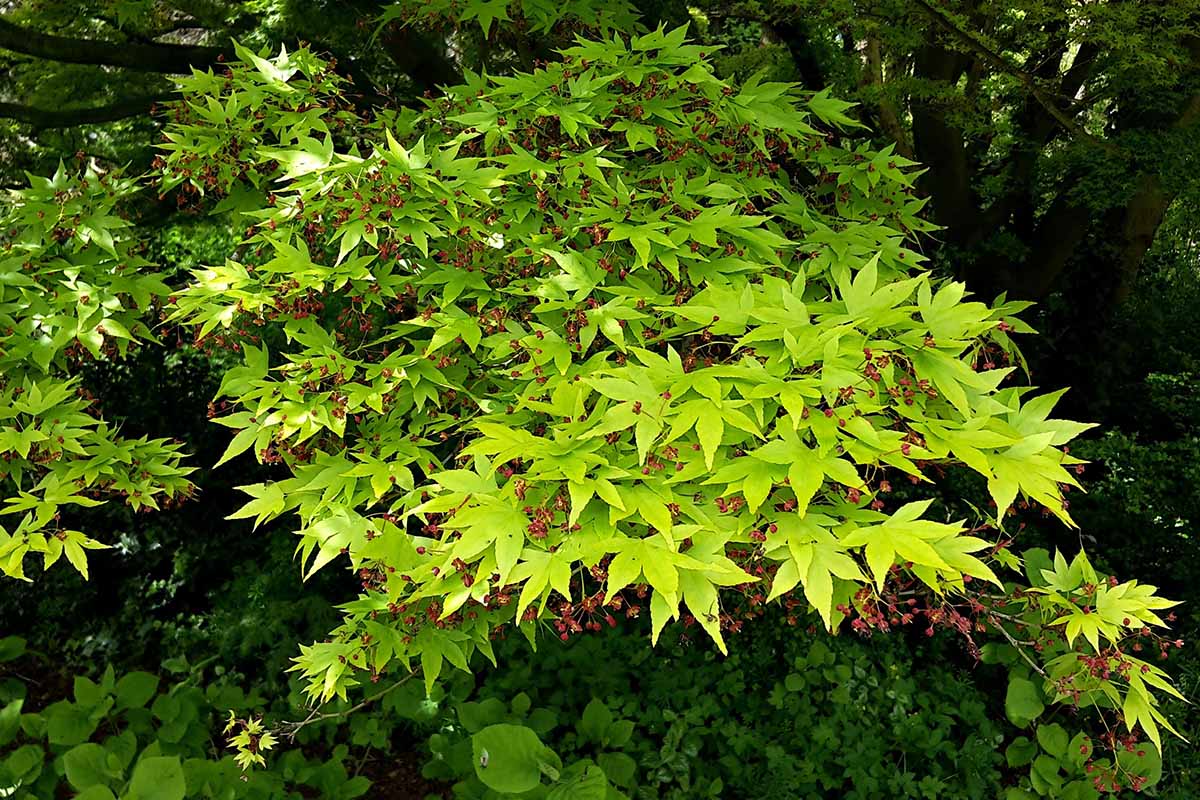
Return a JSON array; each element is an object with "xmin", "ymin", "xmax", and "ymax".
[
  {"xmin": 909, "ymin": 43, "xmax": 976, "ymax": 244},
  {"xmin": 1002, "ymin": 196, "xmax": 1093, "ymax": 300},
  {"xmin": 379, "ymin": 26, "xmax": 464, "ymax": 94},
  {"xmin": 766, "ymin": 18, "xmax": 828, "ymax": 91},
  {"xmin": 909, "ymin": 0, "xmax": 1112, "ymax": 150},
  {"xmin": 0, "ymin": 16, "xmax": 230, "ymax": 72},
  {"xmin": 831, "ymin": 0, "xmax": 1200, "ymax": 319},
  {"xmin": 0, "ymin": 94, "xmax": 175, "ymax": 128},
  {"xmin": 1112, "ymin": 176, "xmax": 1173, "ymax": 304},
  {"xmin": 0, "ymin": 10, "xmax": 455, "ymax": 115},
  {"xmin": 862, "ymin": 35, "xmax": 912, "ymax": 159}
]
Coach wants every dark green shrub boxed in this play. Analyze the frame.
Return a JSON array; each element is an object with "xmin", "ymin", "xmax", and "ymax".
[
  {"xmin": 428, "ymin": 614, "xmax": 1007, "ymax": 799},
  {"xmin": 0, "ymin": 636, "xmax": 374, "ymax": 799}
]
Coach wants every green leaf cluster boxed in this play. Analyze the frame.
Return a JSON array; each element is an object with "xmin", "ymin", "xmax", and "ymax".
[{"xmin": 0, "ymin": 161, "xmax": 194, "ymax": 580}]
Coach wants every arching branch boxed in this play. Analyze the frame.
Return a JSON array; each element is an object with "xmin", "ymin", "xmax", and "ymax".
[
  {"xmin": 0, "ymin": 93, "xmax": 175, "ymax": 128},
  {"xmin": 0, "ymin": 15, "xmax": 230, "ymax": 73}
]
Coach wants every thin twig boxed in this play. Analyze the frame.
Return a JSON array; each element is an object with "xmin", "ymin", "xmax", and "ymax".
[
  {"xmin": 988, "ymin": 612, "xmax": 1048, "ymax": 678},
  {"xmin": 274, "ymin": 672, "xmax": 417, "ymax": 742}
]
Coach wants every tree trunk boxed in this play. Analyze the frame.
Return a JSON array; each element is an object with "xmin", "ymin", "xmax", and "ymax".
[
  {"xmin": 1112, "ymin": 176, "xmax": 1173, "ymax": 304},
  {"xmin": 909, "ymin": 44, "xmax": 974, "ymax": 243}
]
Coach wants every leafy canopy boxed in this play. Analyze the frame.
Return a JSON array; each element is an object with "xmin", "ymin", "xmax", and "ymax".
[{"xmin": 0, "ymin": 17, "xmax": 1185, "ymax": 793}]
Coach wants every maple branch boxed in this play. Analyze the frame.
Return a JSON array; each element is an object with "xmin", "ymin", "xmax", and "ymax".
[
  {"xmin": 274, "ymin": 673, "xmax": 417, "ymax": 742},
  {"xmin": 988, "ymin": 612, "xmax": 1050, "ymax": 678}
]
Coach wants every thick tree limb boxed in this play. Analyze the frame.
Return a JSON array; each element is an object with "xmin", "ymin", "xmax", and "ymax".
[
  {"xmin": 0, "ymin": 93, "xmax": 176, "ymax": 128},
  {"xmin": 764, "ymin": 17, "xmax": 828, "ymax": 90},
  {"xmin": 990, "ymin": 89, "xmax": 1200, "ymax": 302},
  {"xmin": 970, "ymin": 37, "xmax": 1090, "ymax": 244},
  {"xmin": 1060, "ymin": 42, "xmax": 1100, "ymax": 104},
  {"xmin": 1108, "ymin": 93, "xmax": 1200, "ymax": 302},
  {"xmin": 162, "ymin": 0, "xmax": 233, "ymax": 30},
  {"xmin": 1006, "ymin": 195, "xmax": 1092, "ymax": 299},
  {"xmin": 861, "ymin": 35, "xmax": 913, "ymax": 158},
  {"xmin": 0, "ymin": 15, "xmax": 393, "ymax": 115},
  {"xmin": 909, "ymin": 43, "xmax": 976, "ymax": 241},
  {"xmin": 0, "ymin": 15, "xmax": 229, "ymax": 73},
  {"xmin": 1111, "ymin": 176, "xmax": 1172, "ymax": 304},
  {"xmin": 379, "ymin": 25, "xmax": 463, "ymax": 94},
  {"xmin": 910, "ymin": 0, "xmax": 1116, "ymax": 152}
]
